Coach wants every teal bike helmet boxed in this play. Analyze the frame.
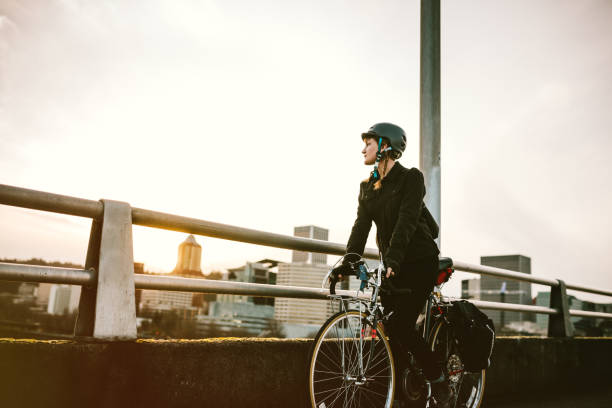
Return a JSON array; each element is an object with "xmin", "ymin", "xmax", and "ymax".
[
  {"xmin": 361, "ymin": 122, "xmax": 407, "ymax": 158},
  {"xmin": 362, "ymin": 122, "xmax": 407, "ymax": 179}
]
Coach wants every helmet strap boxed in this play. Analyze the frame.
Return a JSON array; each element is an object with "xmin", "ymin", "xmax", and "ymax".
[{"xmin": 372, "ymin": 137, "xmax": 383, "ymax": 180}]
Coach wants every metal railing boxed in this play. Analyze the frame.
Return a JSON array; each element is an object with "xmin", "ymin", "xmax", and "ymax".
[{"xmin": 1, "ymin": 183, "xmax": 611, "ymax": 339}]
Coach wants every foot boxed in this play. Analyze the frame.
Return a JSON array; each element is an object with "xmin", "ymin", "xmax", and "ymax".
[{"xmin": 429, "ymin": 375, "xmax": 453, "ymax": 408}]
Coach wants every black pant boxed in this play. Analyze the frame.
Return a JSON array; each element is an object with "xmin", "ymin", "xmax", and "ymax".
[{"xmin": 381, "ymin": 255, "xmax": 441, "ymax": 380}]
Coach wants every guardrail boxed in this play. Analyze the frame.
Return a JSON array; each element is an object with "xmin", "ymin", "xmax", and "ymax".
[{"xmin": 1, "ymin": 183, "xmax": 611, "ymax": 339}]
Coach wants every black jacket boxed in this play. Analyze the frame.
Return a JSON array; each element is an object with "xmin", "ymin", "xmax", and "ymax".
[{"xmin": 346, "ymin": 162, "xmax": 439, "ymax": 274}]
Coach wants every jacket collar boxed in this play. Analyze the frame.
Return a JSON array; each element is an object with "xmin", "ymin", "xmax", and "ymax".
[{"xmin": 381, "ymin": 161, "xmax": 404, "ymax": 184}]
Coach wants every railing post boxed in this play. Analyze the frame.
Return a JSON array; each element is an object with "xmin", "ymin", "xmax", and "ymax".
[
  {"xmin": 75, "ymin": 199, "xmax": 137, "ymax": 340},
  {"xmin": 548, "ymin": 280, "xmax": 574, "ymax": 337},
  {"xmin": 74, "ymin": 218, "xmax": 102, "ymax": 337}
]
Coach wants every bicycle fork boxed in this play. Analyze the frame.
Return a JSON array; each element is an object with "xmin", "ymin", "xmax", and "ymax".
[{"xmin": 353, "ymin": 314, "xmax": 378, "ymax": 384}]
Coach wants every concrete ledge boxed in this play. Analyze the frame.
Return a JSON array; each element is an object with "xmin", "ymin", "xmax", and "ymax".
[
  {"xmin": 483, "ymin": 337, "xmax": 612, "ymax": 405},
  {"xmin": 0, "ymin": 337, "xmax": 611, "ymax": 408}
]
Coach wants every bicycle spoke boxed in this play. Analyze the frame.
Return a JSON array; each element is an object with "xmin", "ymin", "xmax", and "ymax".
[
  {"xmin": 313, "ymin": 375, "xmax": 345, "ymax": 384},
  {"xmin": 318, "ymin": 345, "xmax": 342, "ymax": 370},
  {"xmin": 317, "ymin": 384, "xmax": 349, "ymax": 408},
  {"xmin": 359, "ymin": 386, "xmax": 382, "ymax": 407},
  {"xmin": 357, "ymin": 385, "xmax": 389, "ymax": 399},
  {"xmin": 364, "ymin": 343, "xmax": 388, "ymax": 372},
  {"xmin": 314, "ymin": 368, "xmax": 343, "ymax": 376}
]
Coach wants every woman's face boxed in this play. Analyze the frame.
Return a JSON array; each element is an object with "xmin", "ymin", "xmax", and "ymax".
[{"xmin": 362, "ymin": 137, "xmax": 381, "ymax": 165}]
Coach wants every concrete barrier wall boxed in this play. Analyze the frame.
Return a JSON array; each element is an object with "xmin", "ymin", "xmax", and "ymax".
[{"xmin": 0, "ymin": 337, "xmax": 610, "ymax": 408}]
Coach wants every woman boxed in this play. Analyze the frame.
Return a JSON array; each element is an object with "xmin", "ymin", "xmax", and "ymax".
[{"xmin": 343, "ymin": 122, "xmax": 452, "ymax": 407}]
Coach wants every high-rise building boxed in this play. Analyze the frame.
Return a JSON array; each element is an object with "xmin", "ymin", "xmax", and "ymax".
[
  {"xmin": 292, "ymin": 225, "xmax": 329, "ymax": 265},
  {"xmin": 172, "ymin": 234, "xmax": 203, "ymax": 278},
  {"xmin": 274, "ymin": 262, "xmax": 333, "ymax": 335},
  {"xmin": 480, "ymin": 255, "xmax": 533, "ymax": 328},
  {"xmin": 272, "ymin": 225, "xmax": 334, "ymax": 336},
  {"xmin": 138, "ymin": 235, "xmax": 204, "ymax": 316}
]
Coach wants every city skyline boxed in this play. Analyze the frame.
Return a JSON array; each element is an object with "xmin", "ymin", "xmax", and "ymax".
[{"xmin": 1, "ymin": 1, "xmax": 611, "ymax": 304}]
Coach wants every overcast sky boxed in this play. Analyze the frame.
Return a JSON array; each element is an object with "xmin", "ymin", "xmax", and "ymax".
[{"xmin": 1, "ymin": 0, "xmax": 611, "ymax": 302}]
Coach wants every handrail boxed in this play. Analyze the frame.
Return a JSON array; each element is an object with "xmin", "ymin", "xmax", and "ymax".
[
  {"xmin": 130, "ymin": 207, "xmax": 378, "ymax": 258},
  {"xmin": 0, "ymin": 184, "xmax": 378, "ymax": 258},
  {"xmin": 2, "ymin": 183, "xmax": 612, "ymax": 340},
  {"xmin": 0, "ymin": 262, "xmax": 95, "ymax": 286},
  {"xmin": 0, "ymin": 184, "xmax": 102, "ymax": 219},
  {"xmin": 452, "ymin": 261, "xmax": 560, "ymax": 287},
  {"xmin": 133, "ymin": 273, "xmax": 368, "ymax": 300},
  {"xmin": 2, "ymin": 262, "xmax": 611, "ymax": 321},
  {"xmin": 2, "ymin": 183, "xmax": 609, "ymax": 295}
]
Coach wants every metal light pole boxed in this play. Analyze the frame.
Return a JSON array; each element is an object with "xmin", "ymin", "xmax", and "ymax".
[
  {"xmin": 419, "ymin": 0, "xmax": 441, "ymax": 247},
  {"xmin": 420, "ymin": 0, "xmax": 441, "ymax": 340}
]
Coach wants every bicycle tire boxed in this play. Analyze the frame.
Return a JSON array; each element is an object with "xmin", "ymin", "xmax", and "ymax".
[
  {"xmin": 429, "ymin": 319, "xmax": 486, "ymax": 408},
  {"xmin": 309, "ymin": 310, "xmax": 396, "ymax": 408}
]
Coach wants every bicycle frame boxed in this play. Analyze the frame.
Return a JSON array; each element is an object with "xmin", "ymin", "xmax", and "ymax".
[{"xmin": 326, "ymin": 256, "xmax": 445, "ymax": 345}]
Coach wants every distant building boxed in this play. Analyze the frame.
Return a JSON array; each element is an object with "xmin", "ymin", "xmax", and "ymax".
[
  {"xmin": 274, "ymin": 225, "xmax": 333, "ymax": 337},
  {"xmin": 197, "ymin": 302, "xmax": 275, "ymax": 336},
  {"xmin": 292, "ymin": 225, "xmax": 329, "ymax": 265},
  {"xmin": 172, "ymin": 235, "xmax": 204, "ymax": 278},
  {"xmin": 47, "ymin": 285, "xmax": 72, "ymax": 315},
  {"xmin": 274, "ymin": 262, "xmax": 333, "ymax": 337},
  {"xmin": 219, "ymin": 259, "xmax": 279, "ymax": 306},
  {"xmin": 274, "ymin": 225, "xmax": 332, "ymax": 337},
  {"xmin": 138, "ymin": 235, "xmax": 205, "ymax": 316},
  {"xmin": 535, "ymin": 292, "xmax": 582, "ymax": 329},
  {"xmin": 203, "ymin": 259, "xmax": 281, "ymax": 334},
  {"xmin": 36, "ymin": 283, "xmax": 52, "ymax": 307},
  {"xmin": 461, "ymin": 278, "xmax": 481, "ymax": 300},
  {"xmin": 536, "ymin": 291, "xmax": 612, "ymax": 336},
  {"xmin": 41, "ymin": 283, "xmax": 80, "ymax": 315},
  {"xmin": 480, "ymin": 255, "xmax": 533, "ymax": 328}
]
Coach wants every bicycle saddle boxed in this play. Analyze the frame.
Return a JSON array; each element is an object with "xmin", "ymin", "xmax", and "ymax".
[
  {"xmin": 438, "ymin": 257, "xmax": 453, "ymax": 271},
  {"xmin": 436, "ymin": 257, "xmax": 454, "ymax": 286}
]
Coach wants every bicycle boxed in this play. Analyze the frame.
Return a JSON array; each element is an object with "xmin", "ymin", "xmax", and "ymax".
[{"xmin": 308, "ymin": 254, "xmax": 486, "ymax": 408}]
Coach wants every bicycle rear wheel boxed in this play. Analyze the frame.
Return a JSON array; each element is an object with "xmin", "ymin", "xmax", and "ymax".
[
  {"xmin": 309, "ymin": 310, "xmax": 395, "ymax": 408},
  {"xmin": 429, "ymin": 320, "xmax": 486, "ymax": 408}
]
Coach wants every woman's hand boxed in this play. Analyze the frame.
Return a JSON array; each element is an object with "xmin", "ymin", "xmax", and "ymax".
[{"xmin": 386, "ymin": 267, "xmax": 395, "ymax": 279}]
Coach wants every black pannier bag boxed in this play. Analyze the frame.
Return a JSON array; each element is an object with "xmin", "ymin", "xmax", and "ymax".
[{"xmin": 449, "ymin": 300, "xmax": 495, "ymax": 372}]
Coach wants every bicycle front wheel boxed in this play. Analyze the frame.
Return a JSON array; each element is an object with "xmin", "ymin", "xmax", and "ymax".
[
  {"xmin": 309, "ymin": 310, "xmax": 395, "ymax": 408},
  {"xmin": 429, "ymin": 320, "xmax": 486, "ymax": 408}
]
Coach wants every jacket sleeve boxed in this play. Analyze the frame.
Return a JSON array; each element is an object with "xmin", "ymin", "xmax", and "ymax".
[
  {"xmin": 346, "ymin": 183, "xmax": 373, "ymax": 257},
  {"xmin": 384, "ymin": 168, "xmax": 425, "ymax": 273}
]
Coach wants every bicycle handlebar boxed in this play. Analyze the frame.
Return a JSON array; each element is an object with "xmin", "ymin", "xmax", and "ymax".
[{"xmin": 327, "ymin": 261, "xmax": 412, "ymax": 296}]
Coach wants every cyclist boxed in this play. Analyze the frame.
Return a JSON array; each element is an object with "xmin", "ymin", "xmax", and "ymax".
[{"xmin": 340, "ymin": 122, "xmax": 452, "ymax": 407}]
